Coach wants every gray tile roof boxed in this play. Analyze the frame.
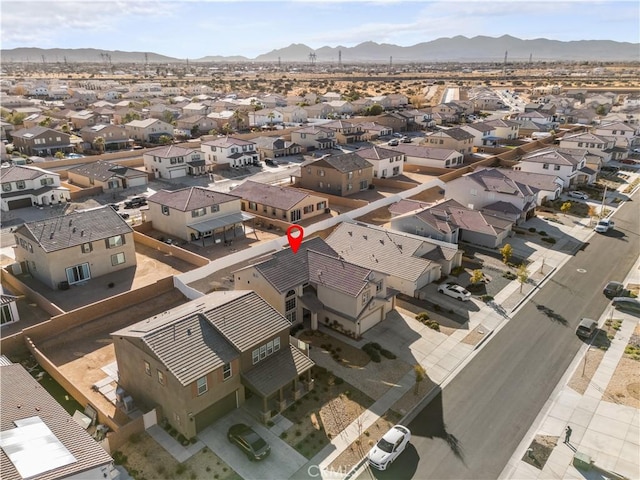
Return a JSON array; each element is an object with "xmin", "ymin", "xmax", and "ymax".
[
  {"xmin": 0, "ymin": 165, "xmax": 50, "ymax": 183},
  {"xmin": 465, "ymin": 168, "xmax": 533, "ymax": 197},
  {"xmin": 355, "ymin": 146, "xmax": 402, "ymax": 161},
  {"xmin": 325, "ymin": 222, "xmax": 434, "ymax": 282},
  {"xmin": 12, "ymin": 126, "xmax": 67, "ymax": 139},
  {"xmin": 15, "ymin": 206, "xmax": 132, "ymax": 253},
  {"xmin": 144, "ymin": 145, "xmax": 198, "ymax": 158},
  {"xmin": 245, "ymin": 237, "xmax": 338, "ymax": 293},
  {"xmin": 148, "ymin": 187, "xmax": 240, "ymax": 211},
  {"xmin": 428, "ymin": 127, "xmax": 474, "ymax": 141},
  {"xmin": 522, "ymin": 148, "xmax": 581, "ymax": 166},
  {"xmin": 230, "ymin": 181, "xmax": 314, "ymax": 211},
  {"xmin": 390, "ymin": 144, "xmax": 459, "ymax": 160},
  {"xmin": 388, "ymin": 199, "xmax": 434, "ymax": 216},
  {"xmin": 242, "ymin": 345, "xmax": 314, "ymax": 397},
  {"xmin": 312, "ymin": 153, "xmax": 372, "ymax": 173},
  {"xmin": 67, "ymin": 161, "xmax": 144, "ymax": 182},
  {"xmin": 201, "ymin": 136, "xmax": 256, "ymax": 148},
  {"xmin": 308, "ymin": 249, "xmax": 372, "ymax": 297},
  {"xmin": 1, "ymin": 363, "xmax": 113, "ymax": 480},
  {"xmin": 496, "ymin": 168, "xmax": 562, "ymax": 193},
  {"xmin": 484, "ymin": 119, "xmax": 520, "ymax": 128}
]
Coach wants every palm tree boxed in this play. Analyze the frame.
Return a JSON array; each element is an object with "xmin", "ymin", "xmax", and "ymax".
[
  {"xmin": 94, "ymin": 136, "xmax": 105, "ymax": 154},
  {"xmin": 267, "ymin": 111, "xmax": 275, "ymax": 128},
  {"xmin": 232, "ymin": 110, "xmax": 244, "ymax": 132}
]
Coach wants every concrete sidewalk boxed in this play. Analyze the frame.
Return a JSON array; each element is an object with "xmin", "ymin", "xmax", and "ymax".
[{"xmin": 501, "ymin": 256, "xmax": 640, "ymax": 480}]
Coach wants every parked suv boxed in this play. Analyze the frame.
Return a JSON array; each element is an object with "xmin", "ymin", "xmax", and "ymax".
[
  {"xmin": 594, "ymin": 218, "xmax": 615, "ymax": 233},
  {"xmin": 124, "ymin": 196, "xmax": 147, "ymax": 209},
  {"xmin": 603, "ymin": 281, "xmax": 624, "ymax": 298},
  {"xmin": 575, "ymin": 318, "xmax": 598, "ymax": 339}
]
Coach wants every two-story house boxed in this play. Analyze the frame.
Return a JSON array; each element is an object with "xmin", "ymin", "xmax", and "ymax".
[
  {"xmin": 234, "ymin": 237, "xmax": 394, "ymax": 337},
  {"xmin": 112, "ymin": 290, "xmax": 315, "ymax": 435},
  {"xmin": 352, "ymin": 121, "xmax": 393, "ymax": 140},
  {"xmin": 230, "ymin": 181, "xmax": 328, "ymax": 224},
  {"xmin": 483, "ymin": 119, "xmax": 521, "ymax": 141},
  {"xmin": 516, "ymin": 147, "xmax": 596, "ymax": 188},
  {"xmin": 290, "ymin": 126, "xmax": 336, "ymax": 151},
  {"xmin": 0, "ymin": 165, "xmax": 70, "ymax": 211},
  {"xmin": 143, "ymin": 145, "xmax": 204, "ymax": 179},
  {"xmin": 303, "ymin": 103, "xmax": 334, "ymax": 120},
  {"xmin": 278, "ymin": 105, "xmax": 308, "ymax": 124},
  {"xmin": 594, "ymin": 121, "xmax": 639, "ymax": 150},
  {"xmin": 294, "ymin": 153, "xmax": 373, "ymax": 197},
  {"xmin": 460, "ymin": 123, "xmax": 499, "ymax": 147},
  {"xmin": 79, "ymin": 124, "xmax": 132, "ymax": 152},
  {"xmin": 322, "ymin": 120, "xmax": 365, "ymax": 144},
  {"xmin": 67, "ymin": 160, "xmax": 148, "ymax": 192},
  {"xmin": 201, "ymin": 137, "xmax": 259, "ymax": 169},
  {"xmin": 13, "ymin": 206, "xmax": 136, "ymax": 290},
  {"xmin": 11, "ymin": 126, "xmax": 73, "ymax": 157},
  {"xmin": 354, "ymin": 146, "xmax": 405, "ymax": 178},
  {"xmin": 252, "ymin": 136, "xmax": 302, "ymax": 159},
  {"xmin": 445, "ymin": 168, "xmax": 538, "ymax": 222},
  {"xmin": 174, "ymin": 115, "xmax": 217, "ymax": 139},
  {"xmin": 146, "ymin": 186, "xmax": 253, "ymax": 243},
  {"xmin": 125, "ymin": 118, "xmax": 173, "ymax": 143},
  {"xmin": 390, "ymin": 144, "xmax": 463, "ymax": 168},
  {"xmin": 559, "ymin": 132, "xmax": 621, "ymax": 164},
  {"xmin": 423, "ymin": 127, "xmax": 475, "ymax": 155}
]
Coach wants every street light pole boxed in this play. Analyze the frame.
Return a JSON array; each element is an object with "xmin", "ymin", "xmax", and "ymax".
[{"xmin": 599, "ymin": 184, "xmax": 608, "ymax": 219}]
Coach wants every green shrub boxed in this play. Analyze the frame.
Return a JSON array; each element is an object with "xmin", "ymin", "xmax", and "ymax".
[
  {"xmin": 481, "ymin": 295, "xmax": 494, "ymax": 302},
  {"xmin": 503, "ymin": 271, "xmax": 517, "ymax": 280},
  {"xmin": 451, "ymin": 266, "xmax": 465, "ymax": 276},
  {"xmin": 426, "ymin": 320, "xmax": 440, "ymax": 332},
  {"xmin": 415, "ymin": 312, "xmax": 430, "ymax": 322},
  {"xmin": 112, "ymin": 451, "xmax": 128, "ymax": 465},
  {"xmin": 175, "ymin": 464, "xmax": 187, "ymax": 475}
]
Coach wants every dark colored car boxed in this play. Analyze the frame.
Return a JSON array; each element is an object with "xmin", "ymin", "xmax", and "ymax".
[
  {"xmin": 612, "ymin": 297, "xmax": 640, "ymax": 315},
  {"xmin": 227, "ymin": 424, "xmax": 271, "ymax": 461},
  {"xmin": 119, "ymin": 213, "xmax": 130, "ymax": 220},
  {"xmin": 603, "ymin": 281, "xmax": 624, "ymax": 298},
  {"xmin": 109, "ymin": 203, "xmax": 120, "ymax": 211},
  {"xmin": 575, "ymin": 318, "xmax": 598, "ymax": 339},
  {"xmin": 265, "ymin": 158, "xmax": 278, "ymax": 167},
  {"xmin": 124, "ymin": 196, "xmax": 147, "ymax": 209}
]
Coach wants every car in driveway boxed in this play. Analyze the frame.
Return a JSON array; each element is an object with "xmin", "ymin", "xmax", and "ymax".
[
  {"xmin": 568, "ymin": 191, "xmax": 588, "ymax": 200},
  {"xmin": 265, "ymin": 158, "xmax": 278, "ymax": 167},
  {"xmin": 387, "ymin": 139, "xmax": 399, "ymax": 146},
  {"xmin": 401, "ymin": 136, "xmax": 412, "ymax": 143},
  {"xmin": 367, "ymin": 425, "xmax": 411, "ymax": 471},
  {"xmin": 575, "ymin": 318, "xmax": 598, "ymax": 339},
  {"xmin": 227, "ymin": 424, "xmax": 271, "ymax": 461},
  {"xmin": 124, "ymin": 196, "xmax": 147, "ymax": 209},
  {"xmin": 594, "ymin": 218, "xmax": 615, "ymax": 233},
  {"xmin": 437, "ymin": 283, "xmax": 472, "ymax": 301},
  {"xmin": 612, "ymin": 297, "xmax": 640, "ymax": 315}
]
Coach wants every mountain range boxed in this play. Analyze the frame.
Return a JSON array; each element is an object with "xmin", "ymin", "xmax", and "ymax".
[{"xmin": 3, "ymin": 35, "xmax": 638, "ymax": 64}]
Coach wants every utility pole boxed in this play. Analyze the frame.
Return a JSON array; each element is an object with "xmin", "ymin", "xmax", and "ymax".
[
  {"xmin": 599, "ymin": 184, "xmax": 608, "ymax": 219},
  {"xmin": 338, "ymin": 50, "xmax": 342, "ymax": 68},
  {"xmin": 503, "ymin": 50, "xmax": 508, "ymax": 76},
  {"xmin": 389, "ymin": 56, "xmax": 393, "ymax": 71}
]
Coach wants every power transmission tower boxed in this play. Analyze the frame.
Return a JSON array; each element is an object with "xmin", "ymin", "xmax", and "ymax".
[
  {"xmin": 528, "ymin": 53, "xmax": 532, "ymax": 73},
  {"xmin": 338, "ymin": 50, "xmax": 342, "ymax": 68},
  {"xmin": 503, "ymin": 50, "xmax": 508, "ymax": 76},
  {"xmin": 41, "ymin": 55, "xmax": 46, "ymax": 65},
  {"xmin": 389, "ymin": 56, "xmax": 393, "ymax": 71},
  {"xmin": 278, "ymin": 56, "xmax": 281, "ymax": 68},
  {"xmin": 308, "ymin": 52, "xmax": 316, "ymax": 65}
]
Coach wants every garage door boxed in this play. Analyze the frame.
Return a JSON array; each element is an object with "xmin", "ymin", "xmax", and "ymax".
[
  {"xmin": 169, "ymin": 168, "xmax": 187, "ymax": 179},
  {"xmin": 7, "ymin": 198, "xmax": 33, "ymax": 210},
  {"xmin": 194, "ymin": 391, "xmax": 237, "ymax": 433},
  {"xmin": 359, "ymin": 307, "xmax": 383, "ymax": 334}
]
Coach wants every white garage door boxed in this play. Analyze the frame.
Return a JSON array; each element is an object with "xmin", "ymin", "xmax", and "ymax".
[
  {"xmin": 169, "ymin": 168, "xmax": 187, "ymax": 179},
  {"xmin": 359, "ymin": 307, "xmax": 383, "ymax": 335}
]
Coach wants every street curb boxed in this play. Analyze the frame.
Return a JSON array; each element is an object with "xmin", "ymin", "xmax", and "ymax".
[
  {"xmin": 509, "ymin": 266, "xmax": 557, "ymax": 314},
  {"xmin": 473, "ymin": 329, "xmax": 495, "ymax": 351}
]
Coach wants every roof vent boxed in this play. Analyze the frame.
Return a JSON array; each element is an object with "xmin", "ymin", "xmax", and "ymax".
[
  {"xmin": 379, "ymin": 239, "xmax": 384, "ymax": 245},
  {"xmin": 363, "ymin": 235, "xmax": 367, "ymax": 240},
  {"xmin": 68, "ymin": 219, "xmax": 72, "ymax": 226},
  {"xmin": 81, "ymin": 230, "xmax": 84, "ymax": 236},
  {"xmin": 187, "ymin": 329, "xmax": 192, "ymax": 336},
  {"xmin": 72, "ymin": 227, "xmax": 76, "ymax": 233},
  {"xmin": 49, "ymin": 233, "xmax": 54, "ymax": 239}
]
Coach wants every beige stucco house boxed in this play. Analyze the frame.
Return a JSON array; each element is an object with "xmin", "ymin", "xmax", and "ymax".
[{"xmin": 294, "ymin": 153, "xmax": 374, "ymax": 197}]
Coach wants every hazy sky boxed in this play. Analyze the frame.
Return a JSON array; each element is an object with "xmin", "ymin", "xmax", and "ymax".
[{"xmin": 2, "ymin": 0, "xmax": 638, "ymax": 59}]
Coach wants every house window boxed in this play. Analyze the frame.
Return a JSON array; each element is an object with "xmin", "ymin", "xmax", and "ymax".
[
  {"xmin": 362, "ymin": 290, "xmax": 370, "ymax": 306},
  {"xmin": 376, "ymin": 281, "xmax": 382, "ymax": 293},
  {"xmin": 65, "ymin": 263, "xmax": 90, "ymax": 284},
  {"xmin": 285, "ymin": 289, "xmax": 296, "ymax": 322},
  {"xmin": 543, "ymin": 163, "xmax": 549, "ymax": 170},
  {"xmin": 318, "ymin": 169, "xmax": 325, "ymax": 176},
  {"xmin": 317, "ymin": 201, "xmax": 326, "ymax": 210},
  {"xmin": 1, "ymin": 304, "xmax": 16, "ymax": 325},
  {"xmin": 111, "ymin": 252, "xmax": 126, "ymax": 266},
  {"xmin": 162, "ymin": 205, "xmax": 170, "ymax": 216},
  {"xmin": 144, "ymin": 361, "xmax": 151, "ymax": 376},
  {"xmin": 359, "ymin": 180, "xmax": 368, "ymax": 190},
  {"xmin": 196, "ymin": 376, "xmax": 207, "ymax": 395},
  {"xmin": 211, "ymin": 204, "xmax": 219, "ymax": 213},
  {"xmin": 191, "ymin": 207, "xmax": 206, "ymax": 217},
  {"xmin": 248, "ymin": 201, "xmax": 257, "ymax": 211},
  {"xmin": 347, "ymin": 172, "xmax": 353, "ymax": 179},
  {"xmin": 274, "ymin": 337, "xmax": 280, "ymax": 351},
  {"xmin": 267, "ymin": 340, "xmax": 274, "ymax": 355},
  {"xmin": 303, "ymin": 205, "xmax": 314, "ymax": 214},
  {"xmin": 1, "ymin": 183, "xmax": 10, "ymax": 192},
  {"xmin": 16, "ymin": 181, "xmax": 26, "ymax": 190},
  {"xmin": 81, "ymin": 242, "xmax": 92, "ymax": 253},
  {"xmin": 318, "ymin": 181, "xmax": 324, "ymax": 189},
  {"xmin": 223, "ymin": 363, "xmax": 232, "ymax": 380},
  {"xmin": 40, "ymin": 178, "xmax": 54, "ymax": 186},
  {"xmin": 252, "ymin": 349, "xmax": 259, "ymax": 364},
  {"xmin": 157, "ymin": 370, "xmax": 165, "ymax": 386},
  {"xmin": 260, "ymin": 345, "xmax": 266, "ymax": 360},
  {"xmin": 106, "ymin": 235, "xmax": 125, "ymax": 249}
]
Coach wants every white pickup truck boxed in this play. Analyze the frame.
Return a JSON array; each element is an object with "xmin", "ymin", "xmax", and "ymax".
[{"xmin": 594, "ymin": 218, "xmax": 615, "ymax": 233}]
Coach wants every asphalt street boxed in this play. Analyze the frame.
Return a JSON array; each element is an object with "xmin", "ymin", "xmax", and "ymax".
[{"xmin": 361, "ymin": 190, "xmax": 639, "ymax": 480}]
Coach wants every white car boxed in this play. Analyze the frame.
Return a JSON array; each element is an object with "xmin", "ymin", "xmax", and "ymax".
[
  {"xmin": 594, "ymin": 218, "xmax": 615, "ymax": 233},
  {"xmin": 367, "ymin": 425, "xmax": 411, "ymax": 470},
  {"xmin": 568, "ymin": 191, "xmax": 589, "ymax": 200},
  {"xmin": 437, "ymin": 283, "xmax": 472, "ymax": 301}
]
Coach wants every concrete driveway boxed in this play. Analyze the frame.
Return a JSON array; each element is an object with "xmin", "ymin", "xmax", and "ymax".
[
  {"xmin": 419, "ymin": 283, "xmax": 483, "ymax": 317},
  {"xmin": 198, "ymin": 408, "xmax": 307, "ymax": 480}
]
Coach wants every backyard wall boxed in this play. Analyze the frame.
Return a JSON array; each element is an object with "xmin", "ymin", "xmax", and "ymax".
[
  {"xmin": 133, "ymin": 231, "xmax": 210, "ymax": 267},
  {"xmin": 1, "ymin": 267, "xmax": 64, "ymax": 316},
  {"xmin": 293, "ymin": 187, "xmax": 368, "ymax": 209}
]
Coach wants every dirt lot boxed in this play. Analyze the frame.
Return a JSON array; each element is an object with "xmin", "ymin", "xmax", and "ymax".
[
  {"xmin": 522, "ymin": 434, "xmax": 558, "ymax": 470},
  {"xmin": 604, "ymin": 323, "xmax": 640, "ymax": 408}
]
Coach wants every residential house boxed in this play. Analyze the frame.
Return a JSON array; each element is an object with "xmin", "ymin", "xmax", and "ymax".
[
  {"xmin": 391, "ymin": 199, "xmax": 513, "ymax": 248},
  {"xmin": 0, "ymin": 164, "xmax": 70, "ymax": 211},
  {"xmin": 143, "ymin": 145, "xmax": 205, "ymax": 178},
  {"xmin": 67, "ymin": 160, "xmax": 148, "ymax": 192},
  {"xmin": 279, "ymin": 105, "xmax": 308, "ymax": 124},
  {"xmin": 594, "ymin": 121, "xmax": 639, "ymax": 149},
  {"xmin": 174, "ymin": 115, "xmax": 217, "ymax": 138},
  {"xmin": 326, "ymin": 221, "xmax": 461, "ymax": 295},
  {"xmin": 486, "ymin": 168, "xmax": 563, "ymax": 205},
  {"xmin": 207, "ymin": 110, "xmax": 249, "ymax": 132},
  {"xmin": 372, "ymin": 112, "xmax": 408, "ymax": 133},
  {"xmin": 322, "ymin": 120, "xmax": 365, "ymax": 144},
  {"xmin": 445, "ymin": 167, "xmax": 538, "ymax": 222},
  {"xmin": 559, "ymin": 132, "xmax": 619, "ymax": 163},
  {"xmin": 67, "ymin": 110, "xmax": 98, "ymax": 130},
  {"xmin": 252, "ymin": 136, "xmax": 302, "ymax": 159},
  {"xmin": 514, "ymin": 110, "xmax": 556, "ymax": 127},
  {"xmin": 201, "ymin": 137, "xmax": 259, "ymax": 169},
  {"xmin": 295, "ymin": 153, "xmax": 373, "ymax": 197},
  {"xmin": 1, "ymin": 360, "xmax": 115, "ymax": 480},
  {"xmin": 460, "ymin": 123, "xmax": 499, "ymax": 147},
  {"xmin": 125, "ymin": 118, "xmax": 173, "ymax": 143},
  {"xmin": 516, "ymin": 147, "xmax": 595, "ymax": 188},
  {"xmin": 259, "ymin": 94, "xmax": 287, "ymax": 109},
  {"xmin": 353, "ymin": 121, "xmax": 393, "ymax": 140},
  {"xmin": 1, "ymin": 290, "xmax": 20, "ymax": 326},
  {"xmin": 11, "ymin": 126, "xmax": 73, "ymax": 157},
  {"xmin": 146, "ymin": 186, "xmax": 253, "ymax": 243},
  {"xmin": 368, "ymin": 96, "xmax": 392, "ymax": 110},
  {"xmin": 290, "ymin": 126, "xmax": 336, "ymax": 151},
  {"xmin": 432, "ymin": 103, "xmax": 464, "ymax": 124},
  {"xmin": 468, "ymin": 88, "xmax": 506, "ymax": 111},
  {"xmin": 321, "ymin": 92, "xmax": 342, "ymax": 102},
  {"xmin": 303, "ymin": 103, "xmax": 334, "ymax": 120},
  {"xmin": 230, "ymin": 180, "xmax": 328, "ymax": 223},
  {"xmin": 234, "ymin": 237, "xmax": 394, "ymax": 337},
  {"xmin": 387, "ymin": 94, "xmax": 409, "ymax": 108},
  {"xmin": 351, "ymin": 98, "xmax": 374, "ymax": 114},
  {"xmin": 423, "ymin": 127, "xmax": 475, "ymax": 155},
  {"xmin": 247, "ymin": 109, "xmax": 284, "ymax": 128},
  {"xmin": 181, "ymin": 102, "xmax": 210, "ymax": 117},
  {"xmin": 326, "ymin": 101, "xmax": 354, "ymax": 117},
  {"xmin": 354, "ymin": 145, "xmax": 405, "ymax": 178},
  {"xmin": 13, "ymin": 206, "xmax": 136, "ymax": 290},
  {"xmin": 484, "ymin": 119, "xmax": 521, "ymax": 141},
  {"xmin": 79, "ymin": 124, "xmax": 131, "ymax": 152},
  {"xmin": 0, "ymin": 120, "xmax": 14, "ymax": 142},
  {"xmin": 112, "ymin": 290, "xmax": 315, "ymax": 434},
  {"xmin": 390, "ymin": 144, "xmax": 463, "ymax": 168}
]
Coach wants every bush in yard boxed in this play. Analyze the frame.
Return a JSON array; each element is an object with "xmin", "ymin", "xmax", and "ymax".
[
  {"xmin": 503, "ymin": 271, "xmax": 517, "ymax": 280},
  {"xmin": 426, "ymin": 320, "xmax": 440, "ymax": 332},
  {"xmin": 500, "ymin": 243, "xmax": 513, "ymax": 264},
  {"xmin": 481, "ymin": 295, "xmax": 494, "ymax": 302},
  {"xmin": 415, "ymin": 312, "xmax": 430, "ymax": 322},
  {"xmin": 112, "ymin": 451, "xmax": 128, "ymax": 465}
]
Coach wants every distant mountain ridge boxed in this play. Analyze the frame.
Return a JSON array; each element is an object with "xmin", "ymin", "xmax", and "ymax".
[{"xmin": 2, "ymin": 35, "xmax": 638, "ymax": 63}]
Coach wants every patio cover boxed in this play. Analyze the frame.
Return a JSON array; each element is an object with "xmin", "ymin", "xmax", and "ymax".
[
  {"xmin": 242, "ymin": 345, "xmax": 314, "ymax": 397},
  {"xmin": 188, "ymin": 212, "xmax": 254, "ymax": 233}
]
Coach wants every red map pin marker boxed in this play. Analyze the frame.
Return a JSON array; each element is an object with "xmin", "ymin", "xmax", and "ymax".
[{"xmin": 286, "ymin": 225, "xmax": 304, "ymax": 254}]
